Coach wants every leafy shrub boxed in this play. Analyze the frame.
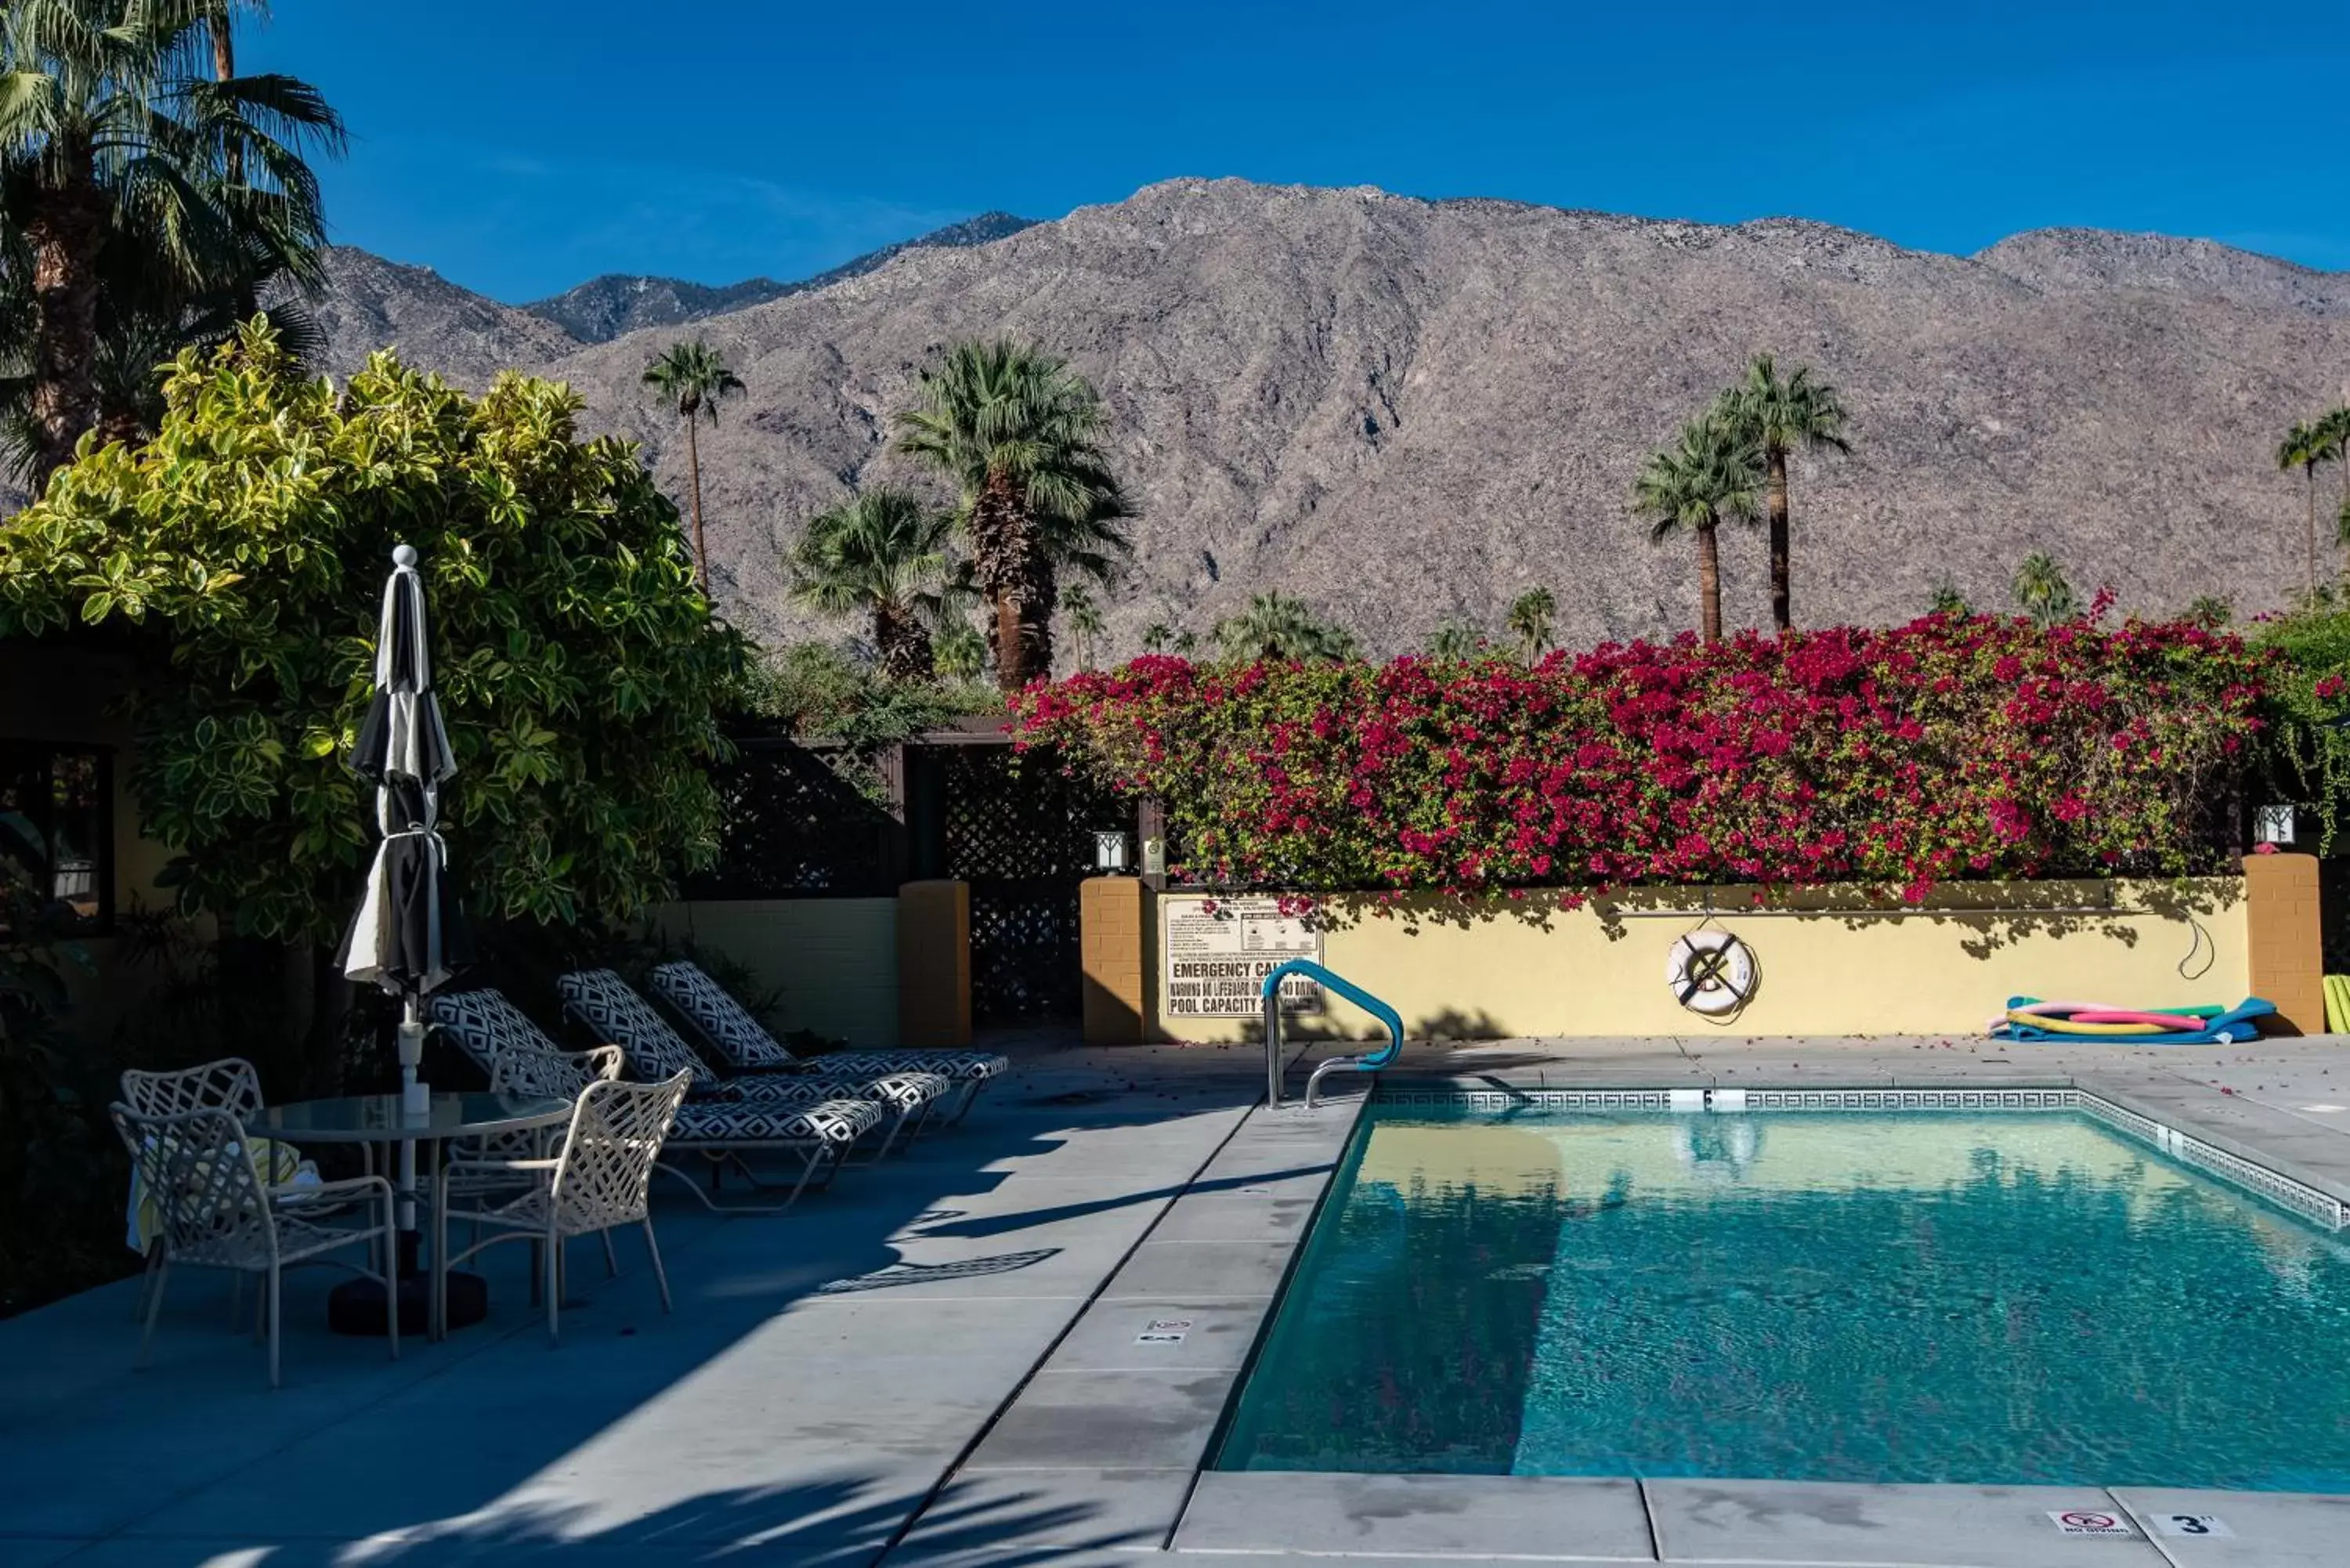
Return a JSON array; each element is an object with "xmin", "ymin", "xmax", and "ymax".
[
  {"xmin": 2251, "ymin": 604, "xmax": 2350, "ymax": 852},
  {"xmin": 0, "ymin": 323, "xmax": 745, "ymax": 938},
  {"xmin": 1014, "ymin": 615, "xmax": 2271, "ymax": 902}
]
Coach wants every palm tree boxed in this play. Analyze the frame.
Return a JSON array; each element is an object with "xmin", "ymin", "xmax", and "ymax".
[
  {"xmin": 1719, "ymin": 354, "xmax": 1850, "ymax": 632},
  {"xmin": 2183, "ymin": 594, "xmax": 2232, "ymax": 629},
  {"xmin": 1141, "ymin": 620, "xmax": 1176, "ymax": 653},
  {"xmin": 1927, "ymin": 580, "xmax": 1969, "ymax": 616},
  {"xmin": 1506, "ymin": 587, "xmax": 1556, "ymax": 662},
  {"xmin": 642, "ymin": 340, "xmax": 743, "ymax": 587},
  {"xmin": 0, "ymin": 0, "xmax": 345, "ymax": 481},
  {"xmin": 1210, "ymin": 591, "xmax": 1357, "ymax": 663},
  {"xmin": 786, "ymin": 486, "xmax": 953, "ymax": 681},
  {"xmin": 1426, "ymin": 620, "xmax": 1483, "ymax": 661},
  {"xmin": 933, "ymin": 620, "xmax": 986, "ymax": 682},
  {"xmin": 1633, "ymin": 411, "xmax": 1762, "ymax": 643},
  {"xmin": 2278, "ymin": 421, "xmax": 2335, "ymax": 601},
  {"xmin": 1061, "ymin": 583, "xmax": 1105, "ymax": 670},
  {"xmin": 2012, "ymin": 552, "xmax": 2078, "ymax": 628},
  {"xmin": 895, "ymin": 338, "xmax": 1131, "ymax": 692}
]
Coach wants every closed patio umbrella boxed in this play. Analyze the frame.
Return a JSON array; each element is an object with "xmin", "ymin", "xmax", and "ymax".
[{"xmin": 334, "ymin": 544, "xmax": 472, "ymax": 1331}]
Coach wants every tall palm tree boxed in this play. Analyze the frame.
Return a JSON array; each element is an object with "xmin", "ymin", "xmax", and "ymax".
[
  {"xmin": 1633, "ymin": 411, "xmax": 1762, "ymax": 643},
  {"xmin": 1719, "ymin": 354, "xmax": 1850, "ymax": 632},
  {"xmin": 2319, "ymin": 406, "xmax": 2350, "ymax": 580},
  {"xmin": 2278, "ymin": 421, "xmax": 2336, "ymax": 601},
  {"xmin": 642, "ymin": 339, "xmax": 743, "ymax": 587},
  {"xmin": 1141, "ymin": 620, "xmax": 1176, "ymax": 653},
  {"xmin": 2012, "ymin": 552, "xmax": 2078, "ymax": 628},
  {"xmin": 895, "ymin": 338, "xmax": 1130, "ymax": 692},
  {"xmin": 786, "ymin": 486, "xmax": 953, "ymax": 681},
  {"xmin": 0, "ymin": 0, "xmax": 345, "ymax": 481},
  {"xmin": 1506, "ymin": 586, "xmax": 1556, "ymax": 662},
  {"xmin": 1210, "ymin": 591, "xmax": 1357, "ymax": 663},
  {"xmin": 1061, "ymin": 583, "xmax": 1105, "ymax": 670}
]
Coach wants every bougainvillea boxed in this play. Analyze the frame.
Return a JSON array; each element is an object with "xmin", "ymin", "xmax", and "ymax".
[{"xmin": 1011, "ymin": 615, "xmax": 2274, "ymax": 904}]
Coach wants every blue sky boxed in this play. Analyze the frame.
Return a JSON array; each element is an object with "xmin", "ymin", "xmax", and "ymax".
[{"xmin": 252, "ymin": 1, "xmax": 2350, "ymax": 304}]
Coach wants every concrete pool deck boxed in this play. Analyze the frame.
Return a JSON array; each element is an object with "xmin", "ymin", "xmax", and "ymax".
[{"xmin": 9, "ymin": 1028, "xmax": 2350, "ymax": 1566}]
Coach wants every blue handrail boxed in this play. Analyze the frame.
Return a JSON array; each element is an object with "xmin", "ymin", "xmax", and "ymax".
[{"xmin": 1259, "ymin": 959, "xmax": 1405, "ymax": 1108}]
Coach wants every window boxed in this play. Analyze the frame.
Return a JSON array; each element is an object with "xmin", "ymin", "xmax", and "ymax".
[{"xmin": 0, "ymin": 741, "xmax": 113, "ymax": 936}]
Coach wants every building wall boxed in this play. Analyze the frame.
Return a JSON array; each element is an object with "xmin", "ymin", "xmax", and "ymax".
[
  {"xmin": 0, "ymin": 639, "xmax": 197, "ymax": 1041},
  {"xmin": 648, "ymin": 897, "xmax": 901, "ymax": 1047},
  {"xmin": 1145, "ymin": 879, "xmax": 2252, "ymax": 1042}
]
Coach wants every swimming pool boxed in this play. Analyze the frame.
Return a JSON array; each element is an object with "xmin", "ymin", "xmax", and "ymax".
[{"xmin": 1214, "ymin": 1097, "xmax": 2350, "ymax": 1490}]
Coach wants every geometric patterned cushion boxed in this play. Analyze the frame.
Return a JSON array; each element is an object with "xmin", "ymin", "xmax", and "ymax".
[
  {"xmin": 555, "ymin": 969, "xmax": 725, "ymax": 1090},
  {"xmin": 427, "ymin": 988, "xmax": 567, "ymax": 1078},
  {"xmin": 648, "ymin": 959, "xmax": 1011, "ymax": 1083},
  {"xmin": 666, "ymin": 1096, "xmax": 882, "ymax": 1147},
  {"xmin": 708, "ymin": 1070, "xmax": 949, "ymax": 1115}
]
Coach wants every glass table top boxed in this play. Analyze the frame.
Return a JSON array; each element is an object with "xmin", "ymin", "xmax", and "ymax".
[{"xmin": 247, "ymin": 1092, "xmax": 571, "ymax": 1142}]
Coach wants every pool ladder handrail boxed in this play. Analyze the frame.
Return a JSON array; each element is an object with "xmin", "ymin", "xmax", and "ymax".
[{"xmin": 1259, "ymin": 959, "xmax": 1405, "ymax": 1109}]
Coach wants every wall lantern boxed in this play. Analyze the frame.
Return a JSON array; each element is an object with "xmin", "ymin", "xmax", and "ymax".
[
  {"xmin": 1094, "ymin": 830, "xmax": 1130, "ymax": 873},
  {"xmin": 2254, "ymin": 804, "xmax": 2298, "ymax": 846}
]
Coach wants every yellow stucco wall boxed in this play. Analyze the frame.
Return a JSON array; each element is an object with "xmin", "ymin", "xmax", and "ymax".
[
  {"xmin": 649, "ymin": 898, "xmax": 900, "ymax": 1047},
  {"xmin": 1148, "ymin": 880, "xmax": 2250, "ymax": 1041}
]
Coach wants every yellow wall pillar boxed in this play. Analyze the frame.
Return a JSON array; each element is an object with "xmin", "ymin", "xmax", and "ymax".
[
  {"xmin": 2243, "ymin": 852, "xmax": 2325, "ymax": 1034},
  {"xmin": 897, "ymin": 880, "xmax": 971, "ymax": 1046},
  {"xmin": 1080, "ymin": 876, "xmax": 1149, "ymax": 1045}
]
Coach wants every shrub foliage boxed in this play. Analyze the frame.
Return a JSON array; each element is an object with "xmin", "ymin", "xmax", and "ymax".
[
  {"xmin": 0, "ymin": 324, "xmax": 744, "ymax": 938},
  {"xmin": 1014, "ymin": 615, "xmax": 2272, "ymax": 901}
]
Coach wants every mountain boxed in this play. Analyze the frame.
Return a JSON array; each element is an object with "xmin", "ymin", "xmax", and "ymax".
[
  {"xmin": 306, "ymin": 179, "xmax": 2350, "ymax": 663},
  {"xmin": 520, "ymin": 211, "xmax": 1037, "ymax": 343},
  {"xmin": 306, "ymin": 247, "xmax": 580, "ymax": 392}
]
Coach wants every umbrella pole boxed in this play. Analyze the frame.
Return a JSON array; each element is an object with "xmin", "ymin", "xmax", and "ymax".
[{"xmin": 397, "ymin": 998, "xmax": 426, "ymax": 1236}]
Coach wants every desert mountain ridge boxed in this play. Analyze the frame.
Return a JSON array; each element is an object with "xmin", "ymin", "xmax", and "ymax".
[{"xmin": 306, "ymin": 177, "xmax": 2350, "ymax": 664}]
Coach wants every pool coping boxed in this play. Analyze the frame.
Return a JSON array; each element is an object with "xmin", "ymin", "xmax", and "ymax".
[{"xmin": 903, "ymin": 1068, "xmax": 2350, "ymax": 1565}]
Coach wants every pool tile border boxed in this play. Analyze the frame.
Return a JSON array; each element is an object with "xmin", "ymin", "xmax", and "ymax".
[{"xmin": 1375, "ymin": 1081, "xmax": 2350, "ymax": 1230}]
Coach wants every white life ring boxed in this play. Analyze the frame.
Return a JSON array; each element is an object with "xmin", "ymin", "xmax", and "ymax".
[{"xmin": 1666, "ymin": 930, "xmax": 1756, "ymax": 1015}]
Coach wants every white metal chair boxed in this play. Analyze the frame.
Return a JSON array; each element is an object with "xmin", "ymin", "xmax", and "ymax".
[
  {"xmin": 118, "ymin": 1058, "xmax": 296, "ymax": 1323},
  {"xmin": 107, "ymin": 1101, "xmax": 399, "ymax": 1386},
  {"xmin": 434, "ymin": 1070, "xmax": 692, "ymax": 1342}
]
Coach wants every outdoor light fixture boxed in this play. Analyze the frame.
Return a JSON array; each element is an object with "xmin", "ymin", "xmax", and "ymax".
[
  {"xmin": 2254, "ymin": 804, "xmax": 2298, "ymax": 846},
  {"xmin": 1094, "ymin": 830, "xmax": 1131, "ymax": 873}
]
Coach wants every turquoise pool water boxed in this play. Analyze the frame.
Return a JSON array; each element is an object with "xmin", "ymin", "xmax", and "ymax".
[{"xmin": 1215, "ymin": 1105, "xmax": 2350, "ymax": 1489}]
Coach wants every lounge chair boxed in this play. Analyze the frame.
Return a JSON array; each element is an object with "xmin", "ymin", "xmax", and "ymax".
[
  {"xmin": 649, "ymin": 959, "xmax": 1009, "ymax": 1122},
  {"xmin": 426, "ymin": 987, "xmax": 885, "ymax": 1212},
  {"xmin": 556, "ymin": 968, "xmax": 948, "ymax": 1155}
]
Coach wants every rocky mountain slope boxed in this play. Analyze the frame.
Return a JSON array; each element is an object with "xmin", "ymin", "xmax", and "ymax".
[
  {"xmin": 308, "ymin": 179, "xmax": 2350, "ymax": 663},
  {"xmin": 520, "ymin": 212, "xmax": 1037, "ymax": 343}
]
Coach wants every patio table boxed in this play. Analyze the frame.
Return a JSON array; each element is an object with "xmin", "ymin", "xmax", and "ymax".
[{"xmin": 244, "ymin": 1092, "xmax": 571, "ymax": 1337}]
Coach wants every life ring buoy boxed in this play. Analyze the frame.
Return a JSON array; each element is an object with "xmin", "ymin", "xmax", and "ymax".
[{"xmin": 1667, "ymin": 930, "xmax": 1756, "ymax": 1014}]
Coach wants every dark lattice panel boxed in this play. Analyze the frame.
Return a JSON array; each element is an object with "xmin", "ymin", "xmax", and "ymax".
[
  {"xmin": 938, "ymin": 746, "xmax": 1124, "ymax": 1023},
  {"xmin": 689, "ymin": 740, "xmax": 900, "ymax": 899}
]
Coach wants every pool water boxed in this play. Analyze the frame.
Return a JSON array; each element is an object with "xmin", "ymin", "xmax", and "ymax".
[{"xmin": 1215, "ymin": 1106, "xmax": 2350, "ymax": 1490}]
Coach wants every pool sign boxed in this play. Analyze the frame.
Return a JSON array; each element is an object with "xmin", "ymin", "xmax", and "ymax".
[
  {"xmin": 2047, "ymin": 1511, "xmax": 2135, "ymax": 1537},
  {"xmin": 1162, "ymin": 898, "xmax": 1323, "ymax": 1018},
  {"xmin": 2151, "ymin": 1514, "xmax": 2232, "ymax": 1537}
]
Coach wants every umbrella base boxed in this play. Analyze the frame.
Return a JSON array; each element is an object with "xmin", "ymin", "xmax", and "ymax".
[{"xmin": 327, "ymin": 1270, "xmax": 487, "ymax": 1336}]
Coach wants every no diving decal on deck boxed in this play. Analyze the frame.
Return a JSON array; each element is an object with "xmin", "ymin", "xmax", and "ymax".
[
  {"xmin": 2048, "ymin": 1511, "xmax": 2135, "ymax": 1537},
  {"xmin": 1136, "ymin": 1318, "xmax": 1192, "ymax": 1344}
]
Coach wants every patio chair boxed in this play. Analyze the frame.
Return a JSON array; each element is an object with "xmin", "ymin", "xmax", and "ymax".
[
  {"xmin": 556, "ymin": 968, "xmax": 947, "ymax": 1158},
  {"xmin": 107, "ymin": 1101, "xmax": 399, "ymax": 1386},
  {"xmin": 434, "ymin": 1071, "xmax": 694, "ymax": 1343},
  {"xmin": 649, "ymin": 959, "xmax": 1010, "ymax": 1122},
  {"xmin": 428, "ymin": 986, "xmax": 884, "ymax": 1213},
  {"xmin": 118, "ymin": 1058, "xmax": 326, "ymax": 1323}
]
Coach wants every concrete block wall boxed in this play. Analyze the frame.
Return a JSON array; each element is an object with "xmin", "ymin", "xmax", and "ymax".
[
  {"xmin": 898, "ymin": 879, "xmax": 973, "ymax": 1047},
  {"xmin": 2244, "ymin": 852, "xmax": 2325, "ymax": 1034},
  {"xmin": 649, "ymin": 898, "xmax": 899, "ymax": 1047},
  {"xmin": 1079, "ymin": 876, "xmax": 1148, "ymax": 1045}
]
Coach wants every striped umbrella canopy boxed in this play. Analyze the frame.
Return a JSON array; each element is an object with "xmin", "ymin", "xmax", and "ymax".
[{"xmin": 338, "ymin": 544, "xmax": 469, "ymax": 1091}]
